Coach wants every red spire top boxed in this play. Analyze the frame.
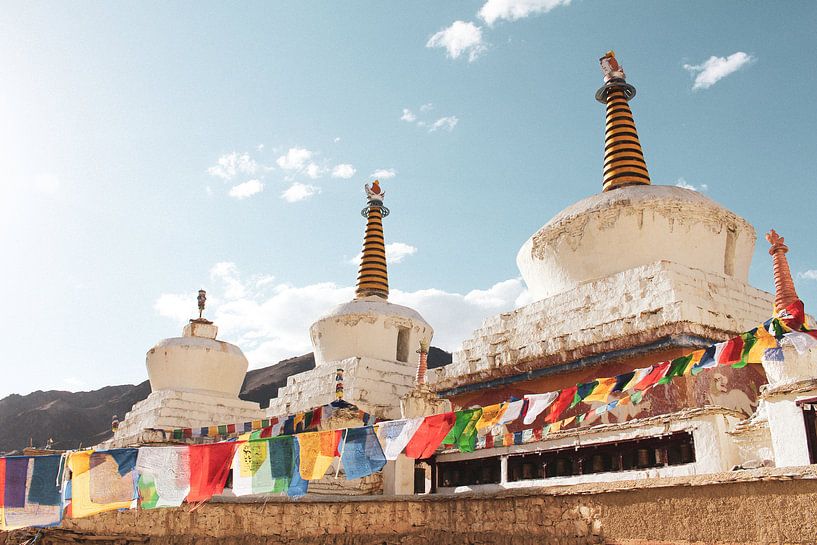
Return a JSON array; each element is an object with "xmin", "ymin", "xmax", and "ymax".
[{"xmin": 766, "ymin": 229, "xmax": 800, "ymax": 312}]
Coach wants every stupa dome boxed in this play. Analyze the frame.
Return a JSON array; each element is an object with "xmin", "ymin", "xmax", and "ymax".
[
  {"xmin": 516, "ymin": 185, "xmax": 756, "ymax": 301},
  {"xmin": 146, "ymin": 319, "xmax": 249, "ymax": 399},
  {"xmin": 310, "ymin": 296, "xmax": 433, "ymax": 368}
]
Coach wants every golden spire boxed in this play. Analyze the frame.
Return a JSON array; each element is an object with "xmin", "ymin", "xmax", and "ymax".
[
  {"xmin": 595, "ymin": 51, "xmax": 651, "ymax": 192},
  {"xmin": 355, "ymin": 180, "xmax": 390, "ymax": 299},
  {"xmin": 766, "ymin": 229, "xmax": 800, "ymax": 312}
]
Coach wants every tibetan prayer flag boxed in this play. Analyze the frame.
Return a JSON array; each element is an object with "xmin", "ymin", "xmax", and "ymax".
[
  {"xmin": 136, "ymin": 446, "xmax": 190, "ymax": 509},
  {"xmin": 498, "ymin": 399, "xmax": 525, "ymax": 425},
  {"xmin": 731, "ymin": 331, "xmax": 757, "ymax": 368},
  {"xmin": 692, "ymin": 345, "xmax": 718, "ymax": 375},
  {"xmin": 340, "ymin": 427, "xmax": 387, "ymax": 480},
  {"xmin": 522, "ymin": 392, "xmax": 558, "ymax": 425},
  {"xmin": 404, "ymin": 412, "xmax": 456, "ymax": 460},
  {"xmin": 187, "ymin": 442, "xmax": 238, "ymax": 503},
  {"xmin": 67, "ymin": 450, "xmax": 136, "ymax": 519},
  {"xmin": 611, "ymin": 372, "xmax": 635, "ymax": 394},
  {"xmin": 475, "ymin": 403, "xmax": 508, "ymax": 431},
  {"xmin": 622, "ymin": 367, "xmax": 651, "ymax": 392},
  {"xmin": 779, "ymin": 299, "xmax": 806, "ymax": 331},
  {"xmin": 545, "ymin": 387, "xmax": 577, "ymax": 424},
  {"xmin": 659, "ymin": 355, "xmax": 692, "ymax": 385},
  {"xmin": 231, "ymin": 441, "xmax": 273, "ymax": 496},
  {"xmin": 718, "ymin": 336, "xmax": 744, "ymax": 365},
  {"xmin": 745, "ymin": 325, "xmax": 779, "ymax": 363},
  {"xmin": 684, "ymin": 349, "xmax": 706, "ymax": 376},
  {"xmin": 376, "ymin": 418, "xmax": 423, "ymax": 461},
  {"xmin": 633, "ymin": 362, "xmax": 669, "ymax": 391},
  {"xmin": 0, "ymin": 455, "xmax": 63, "ymax": 530},
  {"xmin": 583, "ymin": 377, "xmax": 617, "ymax": 403},
  {"xmin": 297, "ymin": 430, "xmax": 342, "ymax": 480},
  {"xmin": 571, "ymin": 381, "xmax": 599, "ymax": 408},
  {"xmin": 442, "ymin": 408, "xmax": 482, "ymax": 453}
]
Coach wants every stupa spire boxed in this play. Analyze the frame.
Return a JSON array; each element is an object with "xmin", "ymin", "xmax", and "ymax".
[
  {"xmin": 355, "ymin": 180, "xmax": 390, "ymax": 299},
  {"xmin": 766, "ymin": 229, "xmax": 800, "ymax": 312},
  {"xmin": 595, "ymin": 51, "xmax": 651, "ymax": 192}
]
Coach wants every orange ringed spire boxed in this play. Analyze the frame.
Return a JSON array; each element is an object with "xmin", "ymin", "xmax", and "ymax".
[
  {"xmin": 355, "ymin": 180, "xmax": 390, "ymax": 300},
  {"xmin": 766, "ymin": 229, "xmax": 800, "ymax": 313},
  {"xmin": 596, "ymin": 51, "xmax": 651, "ymax": 192}
]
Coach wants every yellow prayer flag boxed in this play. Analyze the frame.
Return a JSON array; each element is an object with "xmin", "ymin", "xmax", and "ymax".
[
  {"xmin": 684, "ymin": 349, "xmax": 706, "ymax": 376},
  {"xmin": 746, "ymin": 326, "xmax": 778, "ymax": 363},
  {"xmin": 238, "ymin": 441, "xmax": 268, "ymax": 477},
  {"xmin": 583, "ymin": 377, "xmax": 617, "ymax": 403},
  {"xmin": 475, "ymin": 403, "xmax": 508, "ymax": 431},
  {"xmin": 297, "ymin": 431, "xmax": 338, "ymax": 480},
  {"xmin": 67, "ymin": 451, "xmax": 135, "ymax": 519}
]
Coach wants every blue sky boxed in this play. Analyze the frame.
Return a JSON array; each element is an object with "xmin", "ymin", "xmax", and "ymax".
[{"xmin": 1, "ymin": 1, "xmax": 815, "ymax": 397}]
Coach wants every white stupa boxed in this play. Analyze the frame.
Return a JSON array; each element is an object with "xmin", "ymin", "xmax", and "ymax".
[
  {"xmin": 105, "ymin": 290, "xmax": 265, "ymax": 447},
  {"xmin": 267, "ymin": 182, "xmax": 434, "ymax": 420}
]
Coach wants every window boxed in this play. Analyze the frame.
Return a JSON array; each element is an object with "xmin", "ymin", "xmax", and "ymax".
[
  {"xmin": 437, "ymin": 457, "xmax": 501, "ymax": 487},
  {"xmin": 396, "ymin": 327, "xmax": 410, "ymax": 362},
  {"xmin": 803, "ymin": 406, "xmax": 817, "ymax": 464},
  {"xmin": 435, "ymin": 432, "xmax": 696, "ymax": 488}
]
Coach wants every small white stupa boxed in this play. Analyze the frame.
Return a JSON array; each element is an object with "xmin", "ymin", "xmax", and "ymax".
[
  {"xmin": 267, "ymin": 181, "xmax": 434, "ymax": 420},
  {"xmin": 106, "ymin": 290, "xmax": 265, "ymax": 447}
]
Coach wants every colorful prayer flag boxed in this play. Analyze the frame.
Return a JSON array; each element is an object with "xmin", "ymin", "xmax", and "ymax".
[
  {"xmin": 187, "ymin": 442, "xmax": 238, "ymax": 503},
  {"xmin": 522, "ymin": 392, "xmax": 558, "ymax": 425},
  {"xmin": 545, "ymin": 387, "xmax": 577, "ymax": 424},
  {"xmin": 66, "ymin": 450, "xmax": 136, "ymax": 519},
  {"xmin": 404, "ymin": 413, "xmax": 456, "ymax": 459},
  {"xmin": 376, "ymin": 418, "xmax": 423, "ymax": 461},
  {"xmin": 340, "ymin": 427, "xmax": 387, "ymax": 480}
]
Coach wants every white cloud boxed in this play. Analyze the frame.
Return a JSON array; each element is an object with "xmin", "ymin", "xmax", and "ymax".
[
  {"xmin": 798, "ymin": 270, "xmax": 817, "ymax": 281},
  {"xmin": 155, "ymin": 262, "xmax": 529, "ymax": 366},
  {"xmin": 349, "ymin": 242, "xmax": 418, "ymax": 266},
  {"xmin": 420, "ymin": 103, "xmax": 434, "ymax": 112},
  {"xmin": 208, "ymin": 152, "xmax": 260, "ymax": 180},
  {"xmin": 426, "ymin": 21, "xmax": 486, "ymax": 62},
  {"xmin": 304, "ymin": 163, "xmax": 323, "ymax": 179},
  {"xmin": 281, "ymin": 182, "xmax": 320, "ymax": 203},
  {"xmin": 401, "ymin": 108, "xmax": 417, "ymax": 122},
  {"xmin": 428, "ymin": 116, "xmax": 459, "ymax": 132},
  {"xmin": 370, "ymin": 168, "xmax": 397, "ymax": 180},
  {"xmin": 276, "ymin": 147, "xmax": 313, "ymax": 170},
  {"xmin": 683, "ymin": 52, "xmax": 754, "ymax": 91},
  {"xmin": 331, "ymin": 164, "xmax": 356, "ymax": 179},
  {"xmin": 205, "ymin": 185, "xmax": 214, "ymax": 197},
  {"xmin": 675, "ymin": 178, "xmax": 708, "ymax": 192},
  {"xmin": 479, "ymin": 0, "xmax": 571, "ymax": 25},
  {"xmin": 228, "ymin": 179, "xmax": 264, "ymax": 199},
  {"xmin": 334, "ymin": 137, "xmax": 341, "ymax": 143}
]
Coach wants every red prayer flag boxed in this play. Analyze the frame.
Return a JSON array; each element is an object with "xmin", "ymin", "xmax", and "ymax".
[
  {"xmin": 404, "ymin": 413, "xmax": 456, "ymax": 459},
  {"xmin": 718, "ymin": 336, "xmax": 744, "ymax": 365},
  {"xmin": 545, "ymin": 386, "xmax": 577, "ymax": 424},
  {"xmin": 187, "ymin": 442, "xmax": 240, "ymax": 502},
  {"xmin": 634, "ymin": 361, "xmax": 670, "ymax": 390},
  {"xmin": 485, "ymin": 434, "xmax": 494, "ymax": 449}
]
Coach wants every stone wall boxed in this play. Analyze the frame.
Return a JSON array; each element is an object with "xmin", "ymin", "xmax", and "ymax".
[{"xmin": 8, "ymin": 467, "xmax": 817, "ymax": 545}]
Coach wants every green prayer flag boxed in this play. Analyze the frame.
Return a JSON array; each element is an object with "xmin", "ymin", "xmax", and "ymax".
[
  {"xmin": 733, "ymin": 330, "xmax": 757, "ymax": 369},
  {"xmin": 441, "ymin": 409, "xmax": 482, "ymax": 453},
  {"xmin": 571, "ymin": 381, "xmax": 599, "ymax": 408},
  {"xmin": 658, "ymin": 354, "xmax": 693, "ymax": 385}
]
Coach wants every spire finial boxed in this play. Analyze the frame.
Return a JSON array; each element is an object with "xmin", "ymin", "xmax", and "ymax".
[
  {"xmin": 356, "ymin": 181, "xmax": 390, "ymax": 299},
  {"xmin": 197, "ymin": 289, "xmax": 207, "ymax": 319},
  {"xmin": 595, "ymin": 51, "xmax": 651, "ymax": 192},
  {"xmin": 191, "ymin": 289, "xmax": 213, "ymax": 325},
  {"xmin": 766, "ymin": 229, "xmax": 800, "ymax": 312}
]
